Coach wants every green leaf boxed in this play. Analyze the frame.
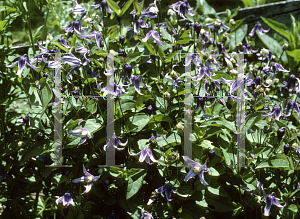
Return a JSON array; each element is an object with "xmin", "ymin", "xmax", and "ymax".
[
  {"xmin": 120, "ymin": 0, "xmax": 134, "ymax": 16},
  {"xmin": 240, "ymin": 0, "xmax": 253, "ymax": 7},
  {"xmin": 176, "ymin": 39, "xmax": 190, "ymax": 45},
  {"xmin": 221, "ymin": 147, "xmax": 232, "ymax": 166},
  {"xmin": 125, "ymin": 52, "xmax": 143, "ymax": 64},
  {"xmin": 256, "ymin": 154, "xmax": 294, "ymax": 169},
  {"xmin": 128, "ymin": 114, "xmax": 150, "ymax": 132},
  {"xmin": 286, "ymin": 49, "xmax": 300, "ymax": 62},
  {"xmin": 86, "ymin": 99, "xmax": 97, "ymax": 114},
  {"xmin": 195, "ymin": 0, "xmax": 217, "ymax": 17},
  {"xmin": 261, "ymin": 16, "xmax": 290, "ymax": 40},
  {"xmin": 39, "ymin": 77, "xmax": 46, "ymax": 89},
  {"xmin": 147, "ymin": 114, "xmax": 172, "ymax": 124},
  {"xmin": 106, "ymin": 0, "xmax": 121, "ymax": 15},
  {"xmin": 254, "ymin": 94, "xmax": 264, "ymax": 111},
  {"xmin": 161, "ymin": 27, "xmax": 174, "ymax": 43},
  {"xmin": 33, "ymin": 25, "xmax": 44, "ymax": 41},
  {"xmin": 229, "ymin": 24, "xmax": 247, "ymax": 51},
  {"xmin": 51, "ymin": 42, "xmax": 69, "ymax": 52},
  {"xmin": 126, "ymin": 171, "xmax": 146, "ymax": 199},
  {"xmin": 207, "ymin": 184, "xmax": 228, "ymax": 197},
  {"xmin": 0, "ymin": 20, "xmax": 8, "ymax": 31},
  {"xmin": 41, "ymin": 83, "xmax": 52, "ymax": 109},
  {"xmin": 211, "ymin": 71, "xmax": 232, "ymax": 80}
]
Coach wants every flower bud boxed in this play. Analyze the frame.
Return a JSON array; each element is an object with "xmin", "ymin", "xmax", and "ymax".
[
  {"xmin": 37, "ymin": 133, "xmax": 44, "ymax": 141},
  {"xmin": 214, "ymin": 21, "xmax": 221, "ymax": 29},
  {"xmin": 85, "ymin": 176, "xmax": 93, "ymax": 184},
  {"xmin": 230, "ymin": 69, "xmax": 238, "ymax": 75},
  {"xmin": 229, "ymin": 19, "xmax": 235, "ymax": 26},
  {"xmin": 176, "ymin": 123, "xmax": 184, "ymax": 131},
  {"xmin": 277, "ymin": 128, "xmax": 285, "ymax": 142},
  {"xmin": 119, "ymin": 36, "xmax": 125, "ymax": 47},
  {"xmin": 274, "ymin": 78, "xmax": 279, "ymax": 85},
  {"xmin": 18, "ymin": 141, "xmax": 25, "ymax": 147},
  {"xmin": 266, "ymin": 79, "xmax": 272, "ymax": 84},
  {"xmin": 208, "ymin": 55, "xmax": 213, "ymax": 62},
  {"xmin": 249, "ymin": 152, "xmax": 254, "ymax": 159},
  {"xmin": 260, "ymin": 48, "xmax": 269, "ymax": 57},
  {"xmin": 230, "ymin": 57, "xmax": 236, "ymax": 64},
  {"xmin": 167, "ymin": 9, "xmax": 175, "ymax": 16},
  {"xmin": 200, "ymin": 29, "xmax": 206, "ymax": 35},
  {"xmin": 282, "ymin": 43, "xmax": 288, "ymax": 51},
  {"xmin": 236, "ymin": 42, "xmax": 243, "ymax": 47},
  {"xmin": 292, "ymin": 143, "xmax": 299, "ymax": 149},
  {"xmin": 73, "ymin": 88, "xmax": 80, "ymax": 95},
  {"xmin": 203, "ymin": 52, "xmax": 209, "ymax": 60},
  {"xmin": 43, "ymin": 73, "xmax": 49, "ymax": 78},
  {"xmin": 170, "ymin": 70, "xmax": 178, "ymax": 80},
  {"xmin": 265, "ymin": 88, "xmax": 270, "ymax": 94},
  {"xmin": 284, "ymin": 144, "xmax": 290, "ymax": 155},
  {"xmin": 172, "ymin": 150, "xmax": 180, "ymax": 161},
  {"xmin": 163, "ymin": 91, "xmax": 170, "ymax": 99},
  {"xmin": 208, "ymin": 148, "xmax": 215, "ymax": 161},
  {"xmin": 225, "ymin": 57, "xmax": 233, "ymax": 70},
  {"xmin": 147, "ymin": 105, "xmax": 153, "ymax": 115}
]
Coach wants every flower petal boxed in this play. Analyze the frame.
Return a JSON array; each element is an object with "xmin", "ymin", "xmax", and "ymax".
[
  {"xmin": 184, "ymin": 168, "xmax": 197, "ymax": 182},
  {"xmin": 72, "ymin": 176, "xmax": 85, "ymax": 183}
]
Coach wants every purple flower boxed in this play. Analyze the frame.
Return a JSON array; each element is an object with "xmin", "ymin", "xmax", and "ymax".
[
  {"xmin": 261, "ymin": 104, "xmax": 289, "ymax": 121},
  {"xmin": 17, "ymin": 113, "xmax": 30, "ymax": 126},
  {"xmin": 103, "ymin": 133, "xmax": 128, "ymax": 151},
  {"xmin": 7, "ymin": 55, "xmax": 39, "ymax": 76},
  {"xmin": 149, "ymin": 134, "xmax": 161, "ymax": 142},
  {"xmin": 191, "ymin": 22, "xmax": 202, "ymax": 38},
  {"xmin": 280, "ymin": 74, "xmax": 300, "ymax": 96},
  {"xmin": 129, "ymin": 147, "xmax": 158, "ymax": 164},
  {"xmin": 249, "ymin": 22, "xmax": 270, "ymax": 37},
  {"xmin": 77, "ymin": 31, "xmax": 102, "ymax": 50},
  {"xmin": 184, "ymin": 51, "xmax": 201, "ymax": 67},
  {"xmin": 221, "ymin": 73, "xmax": 253, "ymax": 100},
  {"xmin": 140, "ymin": 0, "xmax": 159, "ymax": 19},
  {"xmin": 169, "ymin": 0, "xmax": 195, "ymax": 20},
  {"xmin": 194, "ymin": 97, "xmax": 208, "ymax": 114},
  {"xmin": 263, "ymin": 62, "xmax": 289, "ymax": 79},
  {"xmin": 134, "ymin": 19, "xmax": 151, "ymax": 35},
  {"xmin": 58, "ymin": 37, "xmax": 71, "ymax": 49},
  {"xmin": 62, "ymin": 53, "xmax": 82, "ymax": 83},
  {"xmin": 62, "ymin": 20, "xmax": 87, "ymax": 34},
  {"xmin": 155, "ymin": 183, "xmax": 176, "ymax": 202},
  {"xmin": 72, "ymin": 164, "xmax": 101, "ymax": 194},
  {"xmin": 257, "ymin": 181, "xmax": 286, "ymax": 217},
  {"xmin": 183, "ymin": 156, "xmax": 209, "ymax": 185},
  {"xmin": 142, "ymin": 30, "xmax": 164, "ymax": 45},
  {"xmin": 72, "ymin": 0, "xmax": 86, "ymax": 22},
  {"xmin": 97, "ymin": 82, "xmax": 129, "ymax": 97},
  {"xmin": 140, "ymin": 208, "xmax": 154, "ymax": 219},
  {"xmin": 91, "ymin": 1, "xmax": 113, "ymax": 17},
  {"xmin": 165, "ymin": 65, "xmax": 183, "ymax": 89},
  {"xmin": 67, "ymin": 120, "xmax": 92, "ymax": 145},
  {"xmin": 205, "ymin": 19, "xmax": 230, "ymax": 32},
  {"xmin": 215, "ymin": 42, "xmax": 230, "ymax": 59},
  {"xmin": 56, "ymin": 193, "xmax": 74, "ymax": 206},
  {"xmin": 75, "ymin": 46, "xmax": 90, "ymax": 66},
  {"xmin": 247, "ymin": 75, "xmax": 270, "ymax": 88},
  {"xmin": 238, "ymin": 44, "xmax": 259, "ymax": 54},
  {"xmin": 123, "ymin": 64, "xmax": 132, "ymax": 81},
  {"xmin": 129, "ymin": 75, "xmax": 145, "ymax": 95}
]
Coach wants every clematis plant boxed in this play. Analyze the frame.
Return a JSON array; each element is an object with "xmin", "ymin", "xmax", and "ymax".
[
  {"xmin": 67, "ymin": 120, "xmax": 91, "ymax": 145},
  {"xmin": 56, "ymin": 193, "xmax": 74, "ymax": 207},
  {"xmin": 72, "ymin": 164, "xmax": 101, "ymax": 194},
  {"xmin": 129, "ymin": 147, "xmax": 158, "ymax": 164},
  {"xmin": 7, "ymin": 55, "xmax": 39, "ymax": 75}
]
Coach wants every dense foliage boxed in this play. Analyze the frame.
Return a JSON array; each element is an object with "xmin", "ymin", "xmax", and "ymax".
[{"xmin": 1, "ymin": 0, "xmax": 300, "ymax": 218}]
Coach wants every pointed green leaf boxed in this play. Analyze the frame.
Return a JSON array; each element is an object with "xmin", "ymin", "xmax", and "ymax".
[
  {"xmin": 261, "ymin": 16, "xmax": 290, "ymax": 40},
  {"xmin": 106, "ymin": 0, "xmax": 121, "ymax": 15}
]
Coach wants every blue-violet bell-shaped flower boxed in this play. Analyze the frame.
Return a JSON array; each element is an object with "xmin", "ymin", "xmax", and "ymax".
[
  {"xmin": 72, "ymin": 164, "xmax": 101, "ymax": 194},
  {"xmin": 103, "ymin": 133, "xmax": 128, "ymax": 151},
  {"xmin": 280, "ymin": 74, "xmax": 300, "ymax": 96},
  {"xmin": 183, "ymin": 156, "xmax": 209, "ymax": 186},
  {"xmin": 155, "ymin": 183, "xmax": 176, "ymax": 202},
  {"xmin": 129, "ymin": 147, "xmax": 158, "ymax": 164},
  {"xmin": 257, "ymin": 181, "xmax": 286, "ymax": 217},
  {"xmin": 142, "ymin": 30, "xmax": 164, "ymax": 45},
  {"xmin": 169, "ymin": 0, "xmax": 195, "ymax": 20},
  {"xmin": 67, "ymin": 120, "xmax": 92, "ymax": 145},
  {"xmin": 17, "ymin": 113, "xmax": 30, "ymax": 126},
  {"xmin": 91, "ymin": 0, "xmax": 114, "ymax": 17},
  {"xmin": 261, "ymin": 104, "xmax": 289, "ymax": 121},
  {"xmin": 7, "ymin": 55, "xmax": 39, "ymax": 76},
  {"xmin": 77, "ymin": 31, "xmax": 102, "ymax": 50},
  {"xmin": 249, "ymin": 22, "xmax": 270, "ymax": 37},
  {"xmin": 140, "ymin": 208, "xmax": 154, "ymax": 219},
  {"xmin": 56, "ymin": 193, "xmax": 74, "ymax": 206}
]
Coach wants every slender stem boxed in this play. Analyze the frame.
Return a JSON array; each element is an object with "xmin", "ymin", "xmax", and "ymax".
[{"xmin": 28, "ymin": 0, "xmax": 36, "ymax": 54}]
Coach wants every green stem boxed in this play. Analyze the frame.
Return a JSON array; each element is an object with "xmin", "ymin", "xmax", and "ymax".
[{"xmin": 28, "ymin": 0, "xmax": 36, "ymax": 54}]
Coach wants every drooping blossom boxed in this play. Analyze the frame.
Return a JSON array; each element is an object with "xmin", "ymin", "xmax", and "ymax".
[
  {"xmin": 62, "ymin": 20, "xmax": 88, "ymax": 34},
  {"xmin": 169, "ymin": 0, "xmax": 195, "ymax": 20},
  {"xmin": 17, "ymin": 113, "xmax": 30, "ymax": 126},
  {"xmin": 91, "ymin": 1, "xmax": 113, "ymax": 17},
  {"xmin": 140, "ymin": 208, "xmax": 154, "ymax": 219},
  {"xmin": 7, "ymin": 55, "xmax": 39, "ymax": 76},
  {"xmin": 129, "ymin": 147, "xmax": 158, "ymax": 164},
  {"xmin": 238, "ymin": 44, "xmax": 259, "ymax": 54},
  {"xmin": 183, "ymin": 156, "xmax": 209, "ymax": 186},
  {"xmin": 72, "ymin": 164, "xmax": 101, "ymax": 194},
  {"xmin": 134, "ymin": 19, "xmax": 151, "ymax": 35},
  {"xmin": 280, "ymin": 74, "xmax": 300, "ymax": 96},
  {"xmin": 142, "ymin": 30, "xmax": 164, "ymax": 45},
  {"xmin": 67, "ymin": 120, "xmax": 92, "ymax": 145},
  {"xmin": 77, "ymin": 31, "xmax": 102, "ymax": 50},
  {"xmin": 72, "ymin": 0, "xmax": 86, "ymax": 22},
  {"xmin": 257, "ymin": 181, "xmax": 286, "ymax": 217},
  {"xmin": 249, "ymin": 22, "xmax": 270, "ymax": 37},
  {"xmin": 155, "ymin": 183, "xmax": 176, "ymax": 202},
  {"xmin": 103, "ymin": 133, "xmax": 128, "ymax": 151},
  {"xmin": 261, "ymin": 104, "xmax": 289, "ymax": 121},
  {"xmin": 56, "ymin": 193, "xmax": 74, "ymax": 206}
]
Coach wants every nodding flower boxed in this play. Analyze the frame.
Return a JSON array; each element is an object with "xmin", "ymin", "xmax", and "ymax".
[
  {"xmin": 72, "ymin": 164, "xmax": 101, "ymax": 194},
  {"xmin": 134, "ymin": 19, "xmax": 151, "ymax": 35},
  {"xmin": 261, "ymin": 104, "xmax": 289, "ymax": 121},
  {"xmin": 17, "ymin": 113, "xmax": 30, "ymax": 126},
  {"xmin": 56, "ymin": 193, "xmax": 74, "ymax": 207},
  {"xmin": 67, "ymin": 120, "xmax": 92, "ymax": 145},
  {"xmin": 249, "ymin": 22, "xmax": 270, "ymax": 37},
  {"xmin": 91, "ymin": 1, "xmax": 113, "ymax": 17},
  {"xmin": 183, "ymin": 156, "xmax": 209, "ymax": 186},
  {"xmin": 103, "ymin": 133, "xmax": 128, "ymax": 151},
  {"xmin": 169, "ymin": 0, "xmax": 195, "ymax": 20},
  {"xmin": 7, "ymin": 55, "xmax": 39, "ymax": 76},
  {"xmin": 280, "ymin": 74, "xmax": 300, "ymax": 96},
  {"xmin": 141, "ymin": 30, "xmax": 164, "ymax": 45},
  {"xmin": 129, "ymin": 147, "xmax": 158, "ymax": 165},
  {"xmin": 72, "ymin": 0, "xmax": 86, "ymax": 22},
  {"xmin": 155, "ymin": 183, "xmax": 176, "ymax": 202}
]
